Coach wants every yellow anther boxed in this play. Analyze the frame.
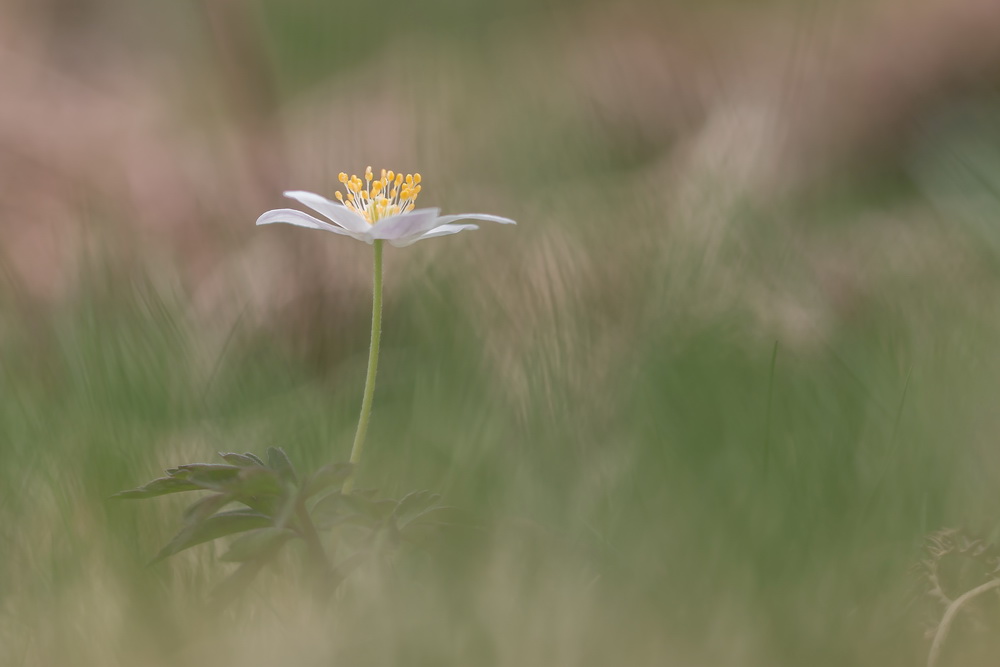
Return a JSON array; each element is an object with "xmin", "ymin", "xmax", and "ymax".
[{"xmin": 330, "ymin": 167, "xmax": 426, "ymax": 224}]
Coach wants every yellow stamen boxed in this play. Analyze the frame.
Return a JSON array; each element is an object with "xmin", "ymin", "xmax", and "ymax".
[{"xmin": 334, "ymin": 167, "xmax": 424, "ymax": 224}]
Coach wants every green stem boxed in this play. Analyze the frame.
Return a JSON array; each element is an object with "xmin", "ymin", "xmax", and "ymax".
[{"xmin": 344, "ymin": 240, "xmax": 383, "ymax": 493}]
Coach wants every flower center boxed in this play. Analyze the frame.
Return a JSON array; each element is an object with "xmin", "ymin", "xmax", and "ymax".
[{"xmin": 335, "ymin": 167, "xmax": 422, "ymax": 224}]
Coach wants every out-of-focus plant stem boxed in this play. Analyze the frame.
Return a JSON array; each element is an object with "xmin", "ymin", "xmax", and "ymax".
[{"xmin": 344, "ymin": 239, "xmax": 384, "ymax": 493}]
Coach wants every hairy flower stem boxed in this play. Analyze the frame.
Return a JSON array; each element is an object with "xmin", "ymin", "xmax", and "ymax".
[
  {"xmin": 344, "ymin": 240, "xmax": 384, "ymax": 493},
  {"xmin": 927, "ymin": 577, "xmax": 1000, "ymax": 667}
]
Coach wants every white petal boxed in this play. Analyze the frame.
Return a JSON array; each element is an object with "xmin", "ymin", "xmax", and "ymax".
[
  {"xmin": 390, "ymin": 224, "xmax": 480, "ymax": 247},
  {"xmin": 256, "ymin": 208, "xmax": 361, "ymax": 239},
  {"xmin": 283, "ymin": 190, "xmax": 370, "ymax": 233},
  {"xmin": 370, "ymin": 208, "xmax": 443, "ymax": 241},
  {"xmin": 433, "ymin": 213, "xmax": 516, "ymax": 226}
]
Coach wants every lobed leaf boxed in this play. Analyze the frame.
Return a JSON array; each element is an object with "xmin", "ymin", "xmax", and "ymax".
[
  {"xmin": 182, "ymin": 492, "xmax": 234, "ymax": 523},
  {"xmin": 219, "ymin": 452, "xmax": 265, "ymax": 468},
  {"xmin": 167, "ymin": 463, "xmax": 241, "ymax": 475},
  {"xmin": 232, "ymin": 467, "xmax": 285, "ymax": 497},
  {"xmin": 228, "ymin": 468, "xmax": 287, "ymax": 516},
  {"xmin": 151, "ymin": 510, "xmax": 272, "ymax": 563},
  {"xmin": 111, "ymin": 476, "xmax": 201, "ymax": 500},
  {"xmin": 167, "ymin": 464, "xmax": 243, "ymax": 490},
  {"xmin": 266, "ymin": 447, "xmax": 297, "ymax": 484},
  {"xmin": 244, "ymin": 452, "xmax": 267, "ymax": 466}
]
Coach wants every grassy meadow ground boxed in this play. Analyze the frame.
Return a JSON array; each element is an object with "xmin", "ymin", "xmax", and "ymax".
[{"xmin": 3, "ymin": 1, "xmax": 1000, "ymax": 665}]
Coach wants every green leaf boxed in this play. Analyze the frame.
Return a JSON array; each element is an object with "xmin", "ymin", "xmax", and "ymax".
[
  {"xmin": 111, "ymin": 476, "xmax": 201, "ymax": 500},
  {"xmin": 168, "ymin": 463, "xmax": 241, "ymax": 476},
  {"xmin": 271, "ymin": 488, "xmax": 298, "ymax": 530},
  {"xmin": 219, "ymin": 452, "xmax": 264, "ymax": 468},
  {"xmin": 182, "ymin": 492, "xmax": 233, "ymax": 522},
  {"xmin": 232, "ymin": 467, "xmax": 285, "ymax": 497},
  {"xmin": 227, "ymin": 468, "xmax": 287, "ymax": 516},
  {"xmin": 220, "ymin": 527, "xmax": 296, "ymax": 562},
  {"xmin": 266, "ymin": 447, "xmax": 297, "ymax": 484},
  {"xmin": 151, "ymin": 510, "xmax": 272, "ymax": 563},
  {"xmin": 176, "ymin": 466, "xmax": 284, "ymax": 510},
  {"xmin": 302, "ymin": 463, "xmax": 354, "ymax": 500},
  {"xmin": 244, "ymin": 452, "xmax": 267, "ymax": 466},
  {"xmin": 167, "ymin": 463, "xmax": 242, "ymax": 487}
]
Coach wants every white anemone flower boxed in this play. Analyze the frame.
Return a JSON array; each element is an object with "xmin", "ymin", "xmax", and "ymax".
[{"xmin": 256, "ymin": 167, "xmax": 515, "ymax": 247}]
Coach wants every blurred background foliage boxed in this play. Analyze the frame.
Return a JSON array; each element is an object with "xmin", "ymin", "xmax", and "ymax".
[{"xmin": 3, "ymin": 0, "xmax": 1000, "ymax": 665}]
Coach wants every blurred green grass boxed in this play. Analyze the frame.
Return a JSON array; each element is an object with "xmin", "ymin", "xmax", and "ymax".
[
  {"xmin": 3, "ymin": 2, "xmax": 1000, "ymax": 665},
  {"xmin": 5, "ymin": 187, "xmax": 1000, "ymax": 665}
]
